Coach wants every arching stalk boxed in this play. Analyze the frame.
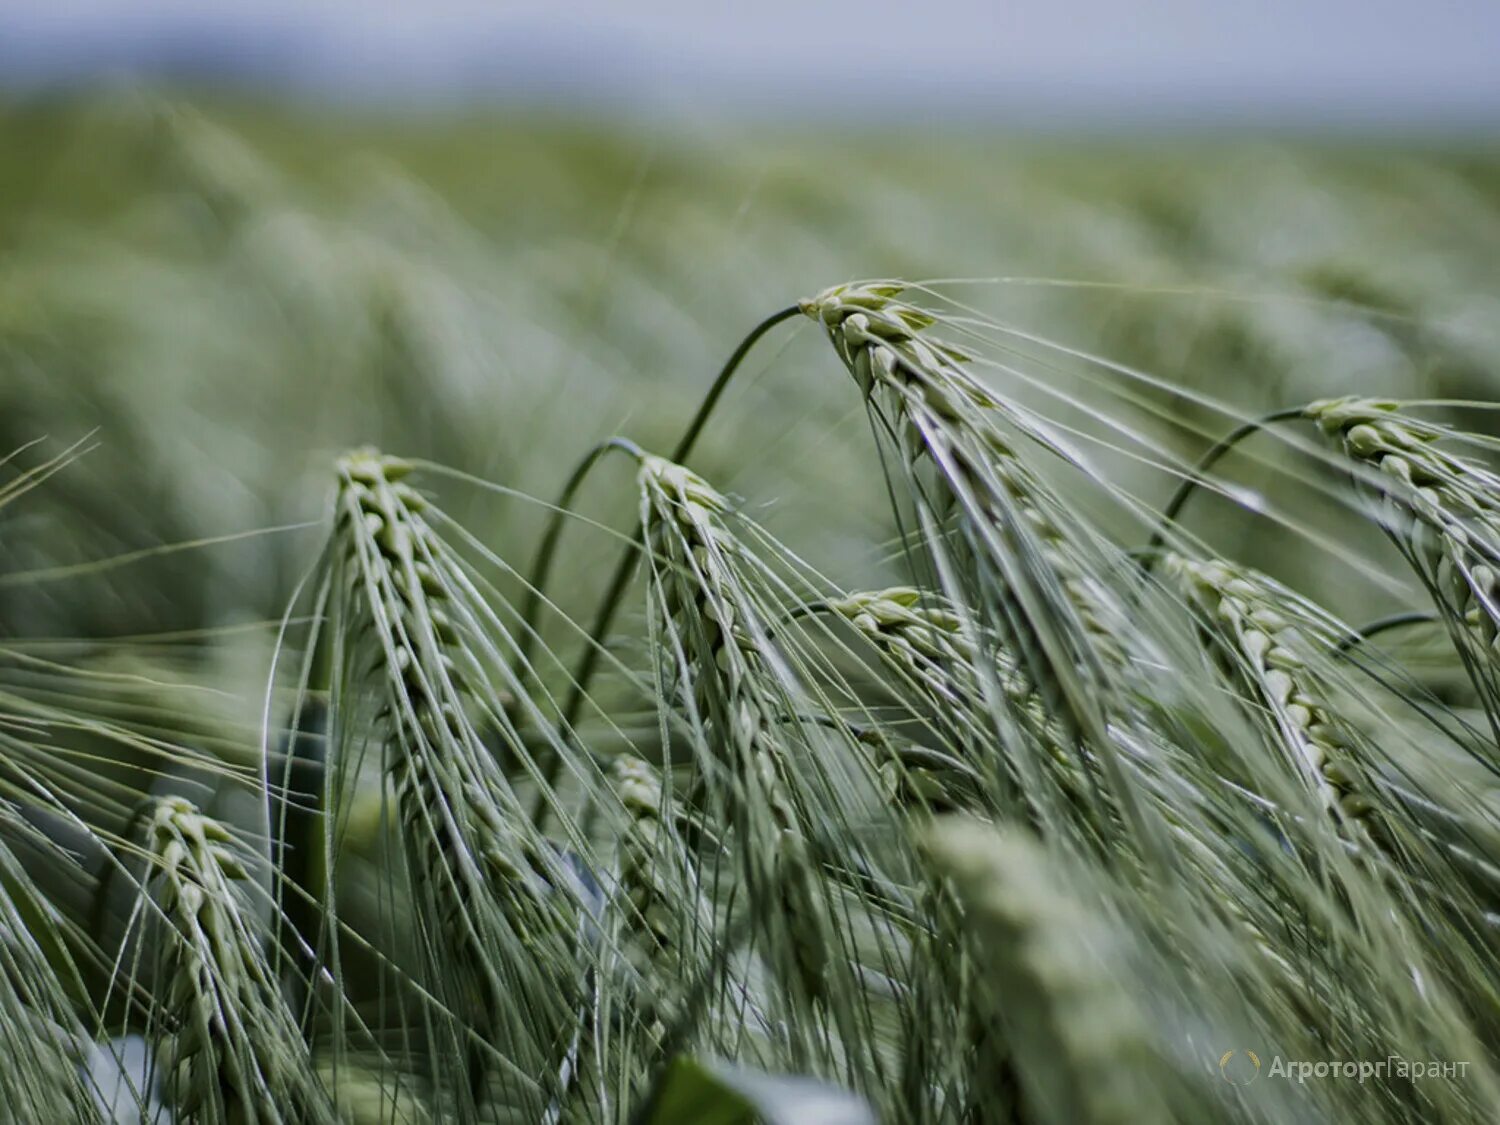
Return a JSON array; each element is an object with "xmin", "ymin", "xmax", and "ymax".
[
  {"xmin": 1336, "ymin": 611, "xmax": 1440, "ymax": 655},
  {"xmin": 528, "ymin": 306, "xmax": 801, "ymax": 817},
  {"xmin": 1139, "ymin": 406, "xmax": 1307, "ymax": 572},
  {"xmin": 515, "ymin": 437, "xmax": 645, "ymax": 681}
]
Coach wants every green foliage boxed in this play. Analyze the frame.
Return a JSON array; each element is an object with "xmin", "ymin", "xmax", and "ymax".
[{"xmin": 2, "ymin": 100, "xmax": 1500, "ymax": 1124}]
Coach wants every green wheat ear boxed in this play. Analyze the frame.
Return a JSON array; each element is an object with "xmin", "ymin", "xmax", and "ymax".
[
  {"xmin": 1309, "ymin": 398, "xmax": 1500, "ymax": 723},
  {"xmin": 923, "ymin": 819, "xmax": 1174, "ymax": 1125},
  {"xmin": 330, "ymin": 448, "xmax": 587, "ymax": 1118},
  {"xmin": 1164, "ymin": 554, "xmax": 1382, "ymax": 834},
  {"xmin": 145, "ymin": 796, "xmax": 335, "ymax": 1124},
  {"xmin": 636, "ymin": 453, "xmax": 833, "ymax": 1007}
]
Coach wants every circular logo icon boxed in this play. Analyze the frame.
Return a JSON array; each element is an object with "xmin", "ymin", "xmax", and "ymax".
[{"xmin": 1219, "ymin": 1050, "xmax": 1262, "ymax": 1085}]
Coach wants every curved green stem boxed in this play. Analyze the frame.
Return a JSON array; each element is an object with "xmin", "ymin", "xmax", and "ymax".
[
  {"xmin": 785, "ymin": 600, "xmax": 829, "ymax": 623},
  {"xmin": 1140, "ymin": 406, "xmax": 1307, "ymax": 573},
  {"xmin": 1335, "ymin": 610, "xmax": 1439, "ymax": 655},
  {"xmin": 515, "ymin": 437, "xmax": 645, "ymax": 682},
  {"xmin": 668, "ymin": 305, "xmax": 803, "ymax": 463},
  {"xmin": 528, "ymin": 306, "xmax": 801, "ymax": 819}
]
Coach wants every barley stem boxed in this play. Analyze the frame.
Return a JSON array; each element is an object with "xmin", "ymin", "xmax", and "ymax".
[
  {"xmin": 1139, "ymin": 405, "xmax": 1307, "ymax": 574},
  {"xmin": 515, "ymin": 437, "xmax": 645, "ymax": 681},
  {"xmin": 530, "ymin": 306, "xmax": 800, "ymax": 819},
  {"xmin": 267, "ymin": 697, "xmax": 326, "ymax": 1038},
  {"xmin": 1335, "ymin": 610, "xmax": 1439, "ymax": 654}
]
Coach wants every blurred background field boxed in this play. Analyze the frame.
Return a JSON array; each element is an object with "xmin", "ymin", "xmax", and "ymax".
[{"xmin": 5, "ymin": 93, "xmax": 1500, "ymax": 660}]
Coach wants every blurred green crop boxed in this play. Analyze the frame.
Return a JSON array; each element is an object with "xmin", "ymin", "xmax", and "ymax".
[{"xmin": 3, "ymin": 93, "xmax": 1499, "ymax": 650}]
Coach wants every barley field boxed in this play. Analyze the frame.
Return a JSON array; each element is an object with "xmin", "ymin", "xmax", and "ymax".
[{"xmin": 3, "ymin": 93, "xmax": 1500, "ymax": 1122}]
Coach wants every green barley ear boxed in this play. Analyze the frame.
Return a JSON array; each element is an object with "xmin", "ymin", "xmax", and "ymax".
[
  {"xmin": 803, "ymin": 282, "xmax": 1175, "ymax": 860},
  {"xmin": 922, "ymin": 820, "xmax": 1179, "ymax": 1125},
  {"xmin": 635, "ymin": 454, "xmax": 828, "ymax": 1007},
  {"xmin": 824, "ymin": 587, "xmax": 1081, "ymax": 813},
  {"xmin": 144, "ymin": 797, "xmax": 334, "ymax": 1124},
  {"xmin": 1164, "ymin": 549, "xmax": 1500, "ymax": 1028},
  {"xmin": 329, "ymin": 448, "xmax": 589, "ymax": 1118},
  {"xmin": 1163, "ymin": 554, "xmax": 1383, "ymax": 838},
  {"xmin": 1307, "ymin": 397, "xmax": 1500, "ymax": 726},
  {"xmin": 634, "ymin": 451, "xmax": 903, "ymax": 1084}
]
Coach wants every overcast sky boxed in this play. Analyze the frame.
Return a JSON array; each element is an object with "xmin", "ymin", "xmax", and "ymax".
[{"xmin": 3, "ymin": 1, "xmax": 1498, "ymax": 127}]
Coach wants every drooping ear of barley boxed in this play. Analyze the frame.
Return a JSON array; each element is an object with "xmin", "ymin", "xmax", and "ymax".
[
  {"xmin": 817, "ymin": 576, "xmax": 1161, "ymax": 1122},
  {"xmin": 142, "ymin": 796, "xmax": 335, "ymax": 1124},
  {"xmin": 922, "ymin": 819, "xmax": 1186, "ymax": 1125},
  {"xmin": 822, "ymin": 586, "xmax": 1082, "ymax": 814},
  {"xmin": 1300, "ymin": 398, "xmax": 1500, "ymax": 1025},
  {"xmin": 1163, "ymin": 554, "xmax": 1382, "ymax": 837},
  {"xmin": 634, "ymin": 451, "xmax": 906, "ymax": 1087},
  {"xmin": 607, "ymin": 755, "xmax": 709, "ymax": 1036},
  {"xmin": 801, "ymin": 286, "xmax": 1122, "ymax": 685},
  {"xmin": 1307, "ymin": 397, "xmax": 1500, "ymax": 730},
  {"xmin": 636, "ymin": 453, "xmax": 834, "ymax": 1013},
  {"xmin": 802, "ymin": 283, "xmax": 1182, "ymax": 859},
  {"xmin": 803, "ymin": 582, "xmax": 1027, "ymax": 1120},
  {"xmin": 328, "ymin": 449, "xmax": 591, "ymax": 1119},
  {"xmin": 1162, "ymin": 550, "xmax": 1500, "ymax": 1083}
]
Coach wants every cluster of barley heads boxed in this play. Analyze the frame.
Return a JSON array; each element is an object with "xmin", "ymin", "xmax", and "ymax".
[{"xmin": 4, "ymin": 281, "xmax": 1500, "ymax": 1123}]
